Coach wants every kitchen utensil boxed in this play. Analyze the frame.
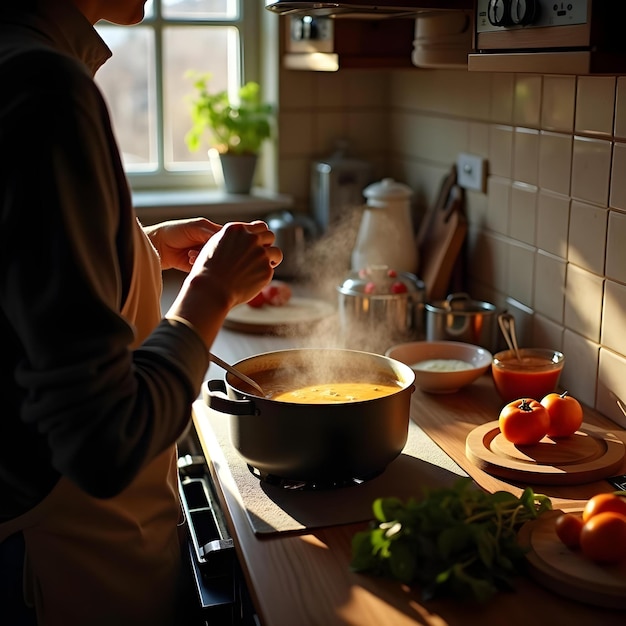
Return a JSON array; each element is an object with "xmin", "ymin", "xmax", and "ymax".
[
  {"xmin": 519, "ymin": 510, "xmax": 626, "ymax": 610},
  {"xmin": 385, "ymin": 340, "xmax": 492, "ymax": 394},
  {"xmin": 497, "ymin": 312, "xmax": 522, "ymax": 361},
  {"xmin": 264, "ymin": 210, "xmax": 317, "ymax": 279},
  {"xmin": 491, "ymin": 348, "xmax": 564, "ymax": 403},
  {"xmin": 209, "ymin": 352, "xmax": 266, "ymax": 397},
  {"xmin": 417, "ymin": 167, "xmax": 467, "ymax": 301},
  {"xmin": 466, "ymin": 421, "xmax": 625, "ymax": 485},
  {"xmin": 337, "ymin": 266, "xmax": 426, "ymax": 353},
  {"xmin": 351, "ymin": 178, "xmax": 419, "ymax": 274},
  {"xmin": 425, "ymin": 292, "xmax": 497, "ymax": 351},
  {"xmin": 223, "ymin": 296, "xmax": 336, "ymax": 335},
  {"xmin": 203, "ymin": 348, "xmax": 415, "ymax": 482}
]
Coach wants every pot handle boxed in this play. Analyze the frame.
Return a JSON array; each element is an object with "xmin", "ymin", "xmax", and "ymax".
[{"xmin": 202, "ymin": 380, "xmax": 259, "ymax": 416}]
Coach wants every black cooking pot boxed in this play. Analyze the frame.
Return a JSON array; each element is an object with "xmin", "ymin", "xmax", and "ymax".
[{"xmin": 203, "ymin": 348, "xmax": 415, "ymax": 482}]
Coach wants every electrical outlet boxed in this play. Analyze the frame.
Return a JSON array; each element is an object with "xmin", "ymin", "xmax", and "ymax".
[{"xmin": 456, "ymin": 153, "xmax": 487, "ymax": 192}]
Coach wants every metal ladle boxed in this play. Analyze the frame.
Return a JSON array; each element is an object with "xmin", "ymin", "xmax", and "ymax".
[
  {"xmin": 209, "ymin": 352, "xmax": 266, "ymax": 397},
  {"xmin": 497, "ymin": 312, "xmax": 522, "ymax": 362}
]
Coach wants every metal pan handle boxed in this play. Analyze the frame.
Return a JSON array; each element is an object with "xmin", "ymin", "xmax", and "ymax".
[{"xmin": 202, "ymin": 380, "xmax": 259, "ymax": 416}]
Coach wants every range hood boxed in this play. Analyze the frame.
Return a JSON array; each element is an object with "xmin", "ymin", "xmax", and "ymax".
[{"xmin": 265, "ymin": 0, "xmax": 473, "ymax": 20}]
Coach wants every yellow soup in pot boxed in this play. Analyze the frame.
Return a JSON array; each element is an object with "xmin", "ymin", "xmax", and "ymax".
[{"xmin": 270, "ymin": 382, "xmax": 402, "ymax": 404}]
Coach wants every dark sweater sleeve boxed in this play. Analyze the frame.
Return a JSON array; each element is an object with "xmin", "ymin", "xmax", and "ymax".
[{"xmin": 1, "ymin": 49, "xmax": 210, "ymax": 500}]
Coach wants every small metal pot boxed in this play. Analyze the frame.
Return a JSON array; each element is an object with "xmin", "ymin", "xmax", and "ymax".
[
  {"xmin": 337, "ymin": 266, "xmax": 426, "ymax": 354},
  {"xmin": 203, "ymin": 348, "xmax": 415, "ymax": 482},
  {"xmin": 425, "ymin": 292, "xmax": 496, "ymax": 351}
]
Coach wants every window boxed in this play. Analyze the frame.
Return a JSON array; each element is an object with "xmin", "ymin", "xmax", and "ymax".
[{"xmin": 95, "ymin": 0, "xmax": 259, "ymax": 191}]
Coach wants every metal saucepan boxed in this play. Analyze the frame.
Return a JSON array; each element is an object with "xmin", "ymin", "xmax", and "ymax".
[
  {"xmin": 425, "ymin": 292, "xmax": 497, "ymax": 351},
  {"xmin": 203, "ymin": 348, "xmax": 416, "ymax": 482}
]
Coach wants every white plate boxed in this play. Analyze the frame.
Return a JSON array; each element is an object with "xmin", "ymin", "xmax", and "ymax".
[{"xmin": 224, "ymin": 297, "xmax": 336, "ymax": 334}]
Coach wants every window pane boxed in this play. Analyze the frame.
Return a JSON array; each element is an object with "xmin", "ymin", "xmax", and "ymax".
[
  {"xmin": 95, "ymin": 26, "xmax": 156, "ymax": 171},
  {"xmin": 163, "ymin": 0, "xmax": 238, "ymax": 19},
  {"xmin": 163, "ymin": 26, "xmax": 239, "ymax": 168}
]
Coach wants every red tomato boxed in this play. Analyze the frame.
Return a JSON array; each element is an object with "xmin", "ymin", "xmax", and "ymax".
[
  {"xmin": 541, "ymin": 391, "xmax": 583, "ymax": 438},
  {"xmin": 390, "ymin": 281, "xmax": 408, "ymax": 294},
  {"xmin": 498, "ymin": 398, "xmax": 550, "ymax": 445},
  {"xmin": 554, "ymin": 513, "xmax": 584, "ymax": 548},
  {"xmin": 246, "ymin": 292, "xmax": 266, "ymax": 308},
  {"xmin": 579, "ymin": 512, "xmax": 626, "ymax": 564},
  {"xmin": 582, "ymin": 492, "xmax": 626, "ymax": 523},
  {"xmin": 262, "ymin": 281, "xmax": 292, "ymax": 306}
]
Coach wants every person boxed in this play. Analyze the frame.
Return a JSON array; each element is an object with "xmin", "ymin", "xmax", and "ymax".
[{"xmin": 0, "ymin": 1, "xmax": 282, "ymax": 625}]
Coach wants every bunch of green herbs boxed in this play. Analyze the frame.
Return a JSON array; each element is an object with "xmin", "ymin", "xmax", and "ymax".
[{"xmin": 351, "ymin": 478, "xmax": 552, "ymax": 603}]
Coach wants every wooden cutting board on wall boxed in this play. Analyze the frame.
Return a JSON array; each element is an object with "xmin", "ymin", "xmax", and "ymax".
[{"xmin": 417, "ymin": 167, "xmax": 467, "ymax": 302}]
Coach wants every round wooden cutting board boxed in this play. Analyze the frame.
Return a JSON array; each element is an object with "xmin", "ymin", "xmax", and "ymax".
[
  {"xmin": 223, "ymin": 297, "xmax": 336, "ymax": 334},
  {"xmin": 466, "ymin": 421, "xmax": 625, "ymax": 485},
  {"xmin": 518, "ymin": 510, "xmax": 626, "ymax": 609}
]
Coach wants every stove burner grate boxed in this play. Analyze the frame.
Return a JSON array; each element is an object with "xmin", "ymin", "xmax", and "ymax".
[{"xmin": 247, "ymin": 465, "xmax": 382, "ymax": 491}]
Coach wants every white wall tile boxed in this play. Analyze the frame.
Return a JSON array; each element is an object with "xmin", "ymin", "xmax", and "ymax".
[
  {"xmin": 561, "ymin": 330, "xmax": 598, "ymax": 408},
  {"xmin": 538, "ymin": 131, "xmax": 572, "ymax": 196},
  {"xmin": 597, "ymin": 348, "xmax": 626, "ymax": 428},
  {"xmin": 513, "ymin": 74, "xmax": 542, "ymax": 128},
  {"xmin": 614, "ymin": 77, "xmax": 626, "ymax": 139},
  {"xmin": 601, "ymin": 279, "xmax": 626, "ymax": 355},
  {"xmin": 486, "ymin": 176, "xmax": 510, "ymax": 235},
  {"xmin": 571, "ymin": 137, "xmax": 612, "ymax": 206},
  {"xmin": 469, "ymin": 121, "xmax": 490, "ymax": 159},
  {"xmin": 480, "ymin": 232, "xmax": 509, "ymax": 294},
  {"xmin": 509, "ymin": 182, "xmax": 536, "ymax": 244},
  {"xmin": 567, "ymin": 200, "xmax": 607, "ymax": 275},
  {"xmin": 606, "ymin": 210, "xmax": 626, "ymax": 283},
  {"xmin": 488, "ymin": 125, "xmax": 513, "ymax": 178},
  {"xmin": 532, "ymin": 313, "xmax": 564, "ymax": 353},
  {"xmin": 503, "ymin": 297, "xmax": 534, "ymax": 348},
  {"xmin": 279, "ymin": 110, "xmax": 315, "ymax": 156},
  {"xmin": 564, "ymin": 264, "xmax": 604, "ymax": 342},
  {"xmin": 347, "ymin": 110, "xmax": 388, "ymax": 155},
  {"xmin": 541, "ymin": 75, "xmax": 576, "ymax": 133},
  {"xmin": 313, "ymin": 72, "xmax": 348, "ymax": 108},
  {"xmin": 575, "ymin": 76, "xmax": 616, "ymax": 137},
  {"xmin": 513, "ymin": 128, "xmax": 539, "ymax": 185},
  {"xmin": 279, "ymin": 69, "xmax": 315, "ymax": 109},
  {"xmin": 507, "ymin": 240, "xmax": 535, "ymax": 307},
  {"xmin": 534, "ymin": 251, "xmax": 566, "ymax": 323},
  {"xmin": 344, "ymin": 70, "xmax": 389, "ymax": 108},
  {"xmin": 490, "ymin": 73, "xmax": 514, "ymax": 125},
  {"xmin": 312, "ymin": 111, "xmax": 350, "ymax": 156},
  {"xmin": 536, "ymin": 191, "xmax": 570, "ymax": 258},
  {"xmin": 609, "ymin": 141, "xmax": 626, "ymax": 210}
]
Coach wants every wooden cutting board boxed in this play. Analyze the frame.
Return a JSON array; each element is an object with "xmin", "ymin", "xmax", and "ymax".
[
  {"xmin": 518, "ymin": 510, "xmax": 626, "ymax": 609},
  {"xmin": 223, "ymin": 297, "xmax": 336, "ymax": 335},
  {"xmin": 466, "ymin": 421, "xmax": 625, "ymax": 485},
  {"xmin": 418, "ymin": 175, "xmax": 467, "ymax": 302}
]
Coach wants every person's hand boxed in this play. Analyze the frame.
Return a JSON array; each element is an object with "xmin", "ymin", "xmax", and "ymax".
[
  {"xmin": 192, "ymin": 220, "xmax": 283, "ymax": 308},
  {"xmin": 144, "ymin": 217, "xmax": 221, "ymax": 272},
  {"xmin": 166, "ymin": 220, "xmax": 283, "ymax": 349}
]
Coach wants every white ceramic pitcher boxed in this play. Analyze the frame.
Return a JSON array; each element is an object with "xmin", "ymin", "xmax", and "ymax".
[{"xmin": 351, "ymin": 178, "xmax": 419, "ymax": 274}]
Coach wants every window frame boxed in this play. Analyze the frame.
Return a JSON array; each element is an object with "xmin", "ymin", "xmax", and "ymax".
[{"xmin": 99, "ymin": 0, "xmax": 261, "ymax": 192}]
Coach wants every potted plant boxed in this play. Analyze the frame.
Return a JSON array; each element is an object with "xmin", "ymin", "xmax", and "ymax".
[{"xmin": 185, "ymin": 72, "xmax": 274, "ymax": 194}]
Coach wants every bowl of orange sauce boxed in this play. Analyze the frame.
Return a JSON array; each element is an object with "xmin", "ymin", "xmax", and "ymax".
[{"xmin": 492, "ymin": 348, "xmax": 564, "ymax": 403}]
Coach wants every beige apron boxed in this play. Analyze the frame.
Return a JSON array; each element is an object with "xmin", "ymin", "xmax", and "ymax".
[{"xmin": 0, "ymin": 220, "xmax": 185, "ymax": 626}]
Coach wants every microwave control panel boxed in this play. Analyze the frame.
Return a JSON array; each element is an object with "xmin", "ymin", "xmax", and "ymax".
[{"xmin": 476, "ymin": 0, "xmax": 588, "ymax": 32}]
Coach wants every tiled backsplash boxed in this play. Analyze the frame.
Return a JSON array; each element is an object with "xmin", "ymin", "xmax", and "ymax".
[{"xmin": 278, "ymin": 67, "xmax": 626, "ymax": 426}]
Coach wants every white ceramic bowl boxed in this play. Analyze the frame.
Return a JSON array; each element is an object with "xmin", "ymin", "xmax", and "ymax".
[{"xmin": 385, "ymin": 340, "xmax": 492, "ymax": 394}]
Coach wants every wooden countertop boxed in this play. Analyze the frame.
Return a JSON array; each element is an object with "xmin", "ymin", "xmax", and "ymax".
[{"xmin": 192, "ymin": 329, "xmax": 626, "ymax": 626}]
